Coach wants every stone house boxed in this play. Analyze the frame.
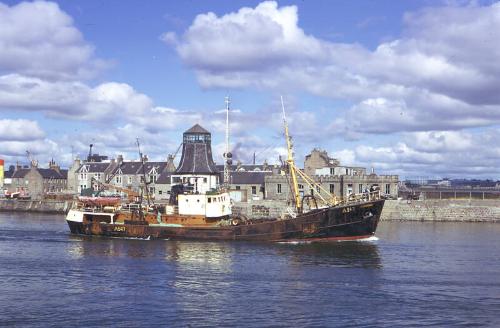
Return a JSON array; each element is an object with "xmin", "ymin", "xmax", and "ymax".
[
  {"xmin": 227, "ymin": 171, "xmax": 273, "ymax": 202},
  {"xmin": 76, "ymin": 161, "xmax": 115, "ymax": 194},
  {"xmin": 70, "ymin": 152, "xmax": 176, "ymax": 198},
  {"xmin": 265, "ymin": 149, "xmax": 399, "ymax": 202},
  {"xmin": 6, "ymin": 161, "xmax": 67, "ymax": 200},
  {"xmin": 154, "ymin": 171, "xmax": 173, "ymax": 201}
]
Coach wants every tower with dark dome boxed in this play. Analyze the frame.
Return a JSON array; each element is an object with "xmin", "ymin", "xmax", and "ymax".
[{"xmin": 172, "ymin": 124, "xmax": 220, "ymax": 193}]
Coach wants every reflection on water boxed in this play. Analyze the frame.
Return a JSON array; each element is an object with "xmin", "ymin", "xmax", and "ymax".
[
  {"xmin": 276, "ymin": 240, "xmax": 382, "ymax": 269},
  {"xmin": 2, "ymin": 213, "xmax": 500, "ymax": 327},
  {"xmin": 66, "ymin": 235, "xmax": 381, "ymax": 269}
]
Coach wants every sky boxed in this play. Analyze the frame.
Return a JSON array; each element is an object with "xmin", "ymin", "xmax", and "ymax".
[{"xmin": 1, "ymin": 0, "xmax": 500, "ymax": 180}]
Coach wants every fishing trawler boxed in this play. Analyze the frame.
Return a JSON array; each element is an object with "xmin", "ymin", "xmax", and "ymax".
[{"xmin": 66, "ymin": 98, "xmax": 384, "ymax": 242}]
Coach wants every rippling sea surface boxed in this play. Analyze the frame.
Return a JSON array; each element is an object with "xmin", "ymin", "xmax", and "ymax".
[{"xmin": 1, "ymin": 212, "xmax": 500, "ymax": 327}]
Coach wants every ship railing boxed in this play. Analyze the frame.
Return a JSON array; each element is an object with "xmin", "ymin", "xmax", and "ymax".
[
  {"xmin": 75, "ymin": 203, "xmax": 107, "ymax": 213},
  {"xmin": 344, "ymin": 190, "xmax": 381, "ymax": 204},
  {"xmin": 120, "ymin": 203, "xmax": 145, "ymax": 212},
  {"xmin": 166, "ymin": 205, "xmax": 178, "ymax": 215}
]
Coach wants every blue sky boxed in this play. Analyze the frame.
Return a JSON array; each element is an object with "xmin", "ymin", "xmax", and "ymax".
[{"xmin": 1, "ymin": 0, "xmax": 500, "ymax": 179}]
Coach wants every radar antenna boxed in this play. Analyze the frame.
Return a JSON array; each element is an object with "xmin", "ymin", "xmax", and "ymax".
[{"xmin": 223, "ymin": 96, "xmax": 232, "ymax": 189}]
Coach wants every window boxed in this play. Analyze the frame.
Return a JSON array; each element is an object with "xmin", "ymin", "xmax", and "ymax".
[
  {"xmin": 329, "ymin": 184, "xmax": 334, "ymax": 193},
  {"xmin": 277, "ymin": 183, "xmax": 282, "ymax": 194},
  {"xmin": 235, "ymin": 186, "xmax": 240, "ymax": 190},
  {"xmin": 386, "ymin": 184, "xmax": 391, "ymax": 195},
  {"xmin": 128, "ymin": 176, "xmax": 133, "ymax": 184},
  {"xmin": 115, "ymin": 176, "xmax": 122, "ymax": 184},
  {"xmin": 208, "ymin": 197, "xmax": 211, "ymax": 203},
  {"xmin": 252, "ymin": 186, "xmax": 257, "ymax": 195},
  {"xmin": 359, "ymin": 184, "xmax": 363, "ymax": 194},
  {"xmin": 330, "ymin": 168, "xmax": 334, "ymax": 175},
  {"xmin": 298, "ymin": 184, "xmax": 304, "ymax": 190},
  {"xmin": 310, "ymin": 188, "xmax": 314, "ymax": 196},
  {"xmin": 159, "ymin": 190, "xmax": 162, "ymax": 195},
  {"xmin": 203, "ymin": 178, "xmax": 207, "ymax": 183},
  {"xmin": 316, "ymin": 185, "xmax": 320, "ymax": 193}
]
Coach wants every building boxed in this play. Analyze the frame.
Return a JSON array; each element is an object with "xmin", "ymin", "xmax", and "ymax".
[
  {"xmin": 170, "ymin": 124, "xmax": 220, "ymax": 194},
  {"xmin": 67, "ymin": 128, "xmax": 398, "ymax": 203},
  {"xmin": 5, "ymin": 160, "xmax": 68, "ymax": 200},
  {"xmin": 214, "ymin": 162, "xmax": 276, "ymax": 201},
  {"xmin": 70, "ymin": 148, "xmax": 176, "ymax": 198},
  {"xmin": 266, "ymin": 149, "xmax": 399, "ymax": 201},
  {"xmin": 0, "ymin": 159, "xmax": 4, "ymax": 188},
  {"xmin": 305, "ymin": 148, "xmax": 366, "ymax": 176},
  {"xmin": 2, "ymin": 165, "xmax": 14, "ymax": 192}
]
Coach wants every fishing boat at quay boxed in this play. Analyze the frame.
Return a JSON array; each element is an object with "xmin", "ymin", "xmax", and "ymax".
[{"xmin": 66, "ymin": 98, "xmax": 384, "ymax": 242}]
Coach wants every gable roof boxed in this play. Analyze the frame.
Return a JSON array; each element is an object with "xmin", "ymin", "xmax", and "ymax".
[
  {"xmin": 156, "ymin": 171, "xmax": 172, "ymax": 184},
  {"xmin": 114, "ymin": 162, "xmax": 141, "ymax": 175},
  {"xmin": 109, "ymin": 161, "xmax": 168, "ymax": 175},
  {"xmin": 59, "ymin": 169, "xmax": 68, "ymax": 179},
  {"xmin": 215, "ymin": 164, "xmax": 273, "ymax": 172},
  {"xmin": 229, "ymin": 171, "xmax": 272, "ymax": 185},
  {"xmin": 78, "ymin": 162, "xmax": 110, "ymax": 173},
  {"xmin": 38, "ymin": 168, "xmax": 65, "ymax": 179},
  {"xmin": 141, "ymin": 162, "xmax": 168, "ymax": 175},
  {"xmin": 11, "ymin": 168, "xmax": 66, "ymax": 179},
  {"xmin": 12, "ymin": 168, "xmax": 30, "ymax": 178}
]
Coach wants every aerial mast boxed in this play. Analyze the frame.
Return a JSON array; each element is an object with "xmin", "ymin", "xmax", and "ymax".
[
  {"xmin": 281, "ymin": 96, "xmax": 302, "ymax": 213},
  {"xmin": 223, "ymin": 96, "xmax": 232, "ymax": 190},
  {"xmin": 136, "ymin": 138, "xmax": 151, "ymax": 209}
]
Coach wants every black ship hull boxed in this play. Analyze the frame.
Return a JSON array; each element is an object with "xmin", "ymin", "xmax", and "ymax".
[{"xmin": 67, "ymin": 200, "xmax": 384, "ymax": 242}]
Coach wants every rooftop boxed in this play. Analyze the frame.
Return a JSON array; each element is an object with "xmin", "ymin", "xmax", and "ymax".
[{"xmin": 184, "ymin": 124, "xmax": 210, "ymax": 134}]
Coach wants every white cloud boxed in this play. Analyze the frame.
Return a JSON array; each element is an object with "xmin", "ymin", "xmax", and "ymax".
[
  {"xmin": 0, "ymin": 119, "xmax": 45, "ymax": 141},
  {"xmin": 0, "ymin": 138, "xmax": 60, "ymax": 162},
  {"xmin": 329, "ymin": 129, "xmax": 500, "ymax": 178},
  {"xmin": 0, "ymin": 1, "xmax": 107, "ymax": 80},
  {"xmin": 169, "ymin": 1, "xmax": 500, "ymax": 134},
  {"xmin": 173, "ymin": 1, "xmax": 327, "ymax": 72},
  {"xmin": 408, "ymin": 131, "xmax": 473, "ymax": 153},
  {"xmin": 0, "ymin": 75, "xmax": 154, "ymax": 121}
]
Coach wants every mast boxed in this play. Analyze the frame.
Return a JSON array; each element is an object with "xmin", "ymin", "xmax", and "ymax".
[
  {"xmin": 223, "ymin": 96, "xmax": 232, "ymax": 190},
  {"xmin": 136, "ymin": 138, "xmax": 151, "ymax": 208},
  {"xmin": 281, "ymin": 96, "xmax": 302, "ymax": 213}
]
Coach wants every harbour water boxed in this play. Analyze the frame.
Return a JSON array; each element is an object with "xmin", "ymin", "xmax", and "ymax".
[{"xmin": 1, "ymin": 212, "xmax": 499, "ymax": 327}]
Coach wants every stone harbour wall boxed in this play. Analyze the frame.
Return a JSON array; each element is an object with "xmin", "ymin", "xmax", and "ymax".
[
  {"xmin": 0, "ymin": 199, "xmax": 74, "ymax": 214},
  {"xmin": 381, "ymin": 199, "xmax": 500, "ymax": 222},
  {"xmin": 234, "ymin": 199, "xmax": 500, "ymax": 222},
  {"xmin": 2, "ymin": 198, "xmax": 500, "ymax": 222}
]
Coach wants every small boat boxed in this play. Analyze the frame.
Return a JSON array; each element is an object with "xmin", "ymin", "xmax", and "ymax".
[{"xmin": 66, "ymin": 98, "xmax": 384, "ymax": 242}]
